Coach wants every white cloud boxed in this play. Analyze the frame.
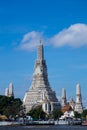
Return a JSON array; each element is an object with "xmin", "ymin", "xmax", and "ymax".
[
  {"xmin": 19, "ymin": 31, "xmax": 44, "ymax": 51},
  {"xmin": 50, "ymin": 23, "xmax": 87, "ymax": 47},
  {"xmin": 18, "ymin": 23, "xmax": 87, "ymax": 51}
]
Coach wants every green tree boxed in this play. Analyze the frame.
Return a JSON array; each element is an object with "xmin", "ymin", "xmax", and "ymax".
[
  {"xmin": 52, "ymin": 109, "xmax": 63, "ymax": 120},
  {"xmin": 0, "ymin": 95, "xmax": 22, "ymax": 119},
  {"xmin": 74, "ymin": 111, "xmax": 81, "ymax": 118},
  {"xmin": 27, "ymin": 106, "xmax": 46, "ymax": 120},
  {"xmin": 82, "ymin": 109, "xmax": 87, "ymax": 119}
]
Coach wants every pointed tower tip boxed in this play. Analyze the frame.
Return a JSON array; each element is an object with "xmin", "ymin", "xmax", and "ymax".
[
  {"xmin": 76, "ymin": 83, "xmax": 81, "ymax": 95},
  {"xmin": 9, "ymin": 81, "xmax": 13, "ymax": 87},
  {"xmin": 37, "ymin": 40, "xmax": 44, "ymax": 60},
  {"xmin": 39, "ymin": 39, "xmax": 43, "ymax": 46},
  {"xmin": 76, "ymin": 83, "xmax": 80, "ymax": 86},
  {"xmin": 62, "ymin": 88, "xmax": 66, "ymax": 98}
]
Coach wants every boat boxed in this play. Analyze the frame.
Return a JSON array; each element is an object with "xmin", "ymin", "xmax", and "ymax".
[
  {"xmin": 55, "ymin": 116, "xmax": 71, "ymax": 125},
  {"xmin": 0, "ymin": 121, "xmax": 19, "ymax": 126},
  {"xmin": 55, "ymin": 117, "xmax": 82, "ymax": 125},
  {"xmin": 55, "ymin": 119, "xmax": 70, "ymax": 125}
]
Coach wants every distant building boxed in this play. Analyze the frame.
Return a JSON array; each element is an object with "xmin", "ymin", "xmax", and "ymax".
[
  {"xmin": 62, "ymin": 88, "xmax": 67, "ymax": 107},
  {"xmin": 62, "ymin": 104, "xmax": 73, "ymax": 114},
  {"xmin": 5, "ymin": 87, "xmax": 9, "ymax": 97},
  {"xmin": 23, "ymin": 42, "xmax": 61, "ymax": 114},
  {"xmin": 75, "ymin": 83, "xmax": 83, "ymax": 113},
  {"xmin": 69, "ymin": 98, "xmax": 75, "ymax": 110},
  {"xmin": 62, "ymin": 84, "xmax": 83, "ymax": 114},
  {"xmin": 5, "ymin": 82, "xmax": 14, "ymax": 97},
  {"xmin": 9, "ymin": 82, "xmax": 14, "ymax": 97}
]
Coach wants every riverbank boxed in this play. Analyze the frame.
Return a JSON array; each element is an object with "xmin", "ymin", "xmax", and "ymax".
[{"xmin": 0, "ymin": 121, "xmax": 20, "ymax": 126}]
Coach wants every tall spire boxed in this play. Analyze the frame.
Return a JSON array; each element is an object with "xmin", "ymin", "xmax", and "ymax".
[
  {"xmin": 5, "ymin": 82, "xmax": 14, "ymax": 97},
  {"xmin": 62, "ymin": 88, "xmax": 66, "ymax": 98},
  {"xmin": 5, "ymin": 88, "xmax": 9, "ymax": 97},
  {"xmin": 37, "ymin": 40, "xmax": 44, "ymax": 60},
  {"xmin": 75, "ymin": 83, "xmax": 83, "ymax": 113},
  {"xmin": 9, "ymin": 82, "xmax": 14, "ymax": 97},
  {"xmin": 76, "ymin": 83, "xmax": 81, "ymax": 95},
  {"xmin": 62, "ymin": 88, "xmax": 67, "ymax": 107}
]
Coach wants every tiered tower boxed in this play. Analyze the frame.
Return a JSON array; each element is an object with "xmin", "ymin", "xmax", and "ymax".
[
  {"xmin": 75, "ymin": 84, "xmax": 83, "ymax": 113},
  {"xmin": 23, "ymin": 42, "xmax": 61, "ymax": 114},
  {"xmin": 9, "ymin": 82, "xmax": 14, "ymax": 97},
  {"xmin": 62, "ymin": 88, "xmax": 67, "ymax": 107}
]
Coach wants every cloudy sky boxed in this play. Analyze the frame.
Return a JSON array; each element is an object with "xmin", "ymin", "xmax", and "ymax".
[{"xmin": 0, "ymin": 0, "xmax": 87, "ymax": 106}]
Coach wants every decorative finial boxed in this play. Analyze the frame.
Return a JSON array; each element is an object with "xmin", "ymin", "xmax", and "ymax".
[{"xmin": 37, "ymin": 40, "xmax": 44, "ymax": 60}]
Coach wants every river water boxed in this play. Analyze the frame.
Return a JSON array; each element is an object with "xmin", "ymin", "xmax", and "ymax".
[{"xmin": 0, "ymin": 125, "xmax": 87, "ymax": 130}]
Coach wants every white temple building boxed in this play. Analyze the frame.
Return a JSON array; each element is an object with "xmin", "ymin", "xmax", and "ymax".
[
  {"xmin": 5, "ymin": 82, "xmax": 14, "ymax": 97},
  {"xmin": 75, "ymin": 83, "xmax": 83, "ymax": 113},
  {"xmin": 23, "ymin": 42, "xmax": 61, "ymax": 114},
  {"xmin": 62, "ymin": 88, "xmax": 67, "ymax": 107}
]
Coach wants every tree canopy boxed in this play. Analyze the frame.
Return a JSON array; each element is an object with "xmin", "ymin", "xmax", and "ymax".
[
  {"xmin": 51, "ymin": 109, "xmax": 63, "ymax": 120},
  {"xmin": 82, "ymin": 109, "xmax": 87, "ymax": 119},
  {"xmin": 74, "ymin": 111, "xmax": 81, "ymax": 118},
  {"xmin": 0, "ymin": 95, "xmax": 22, "ymax": 119},
  {"xmin": 27, "ymin": 106, "xmax": 46, "ymax": 120}
]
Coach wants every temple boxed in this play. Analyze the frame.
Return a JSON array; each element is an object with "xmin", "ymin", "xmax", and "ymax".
[{"xmin": 23, "ymin": 42, "xmax": 61, "ymax": 114}]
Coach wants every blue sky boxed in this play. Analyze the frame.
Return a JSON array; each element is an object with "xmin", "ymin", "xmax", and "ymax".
[{"xmin": 0, "ymin": 0, "xmax": 87, "ymax": 106}]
